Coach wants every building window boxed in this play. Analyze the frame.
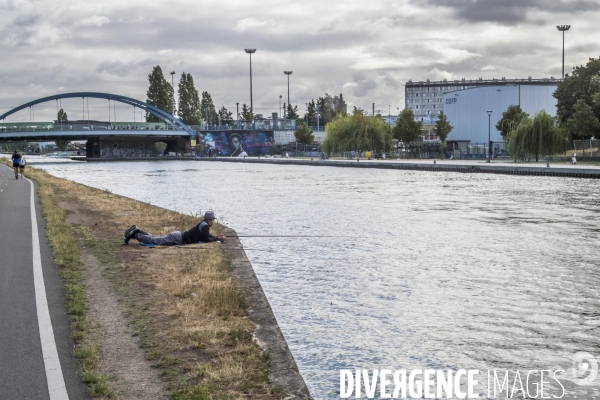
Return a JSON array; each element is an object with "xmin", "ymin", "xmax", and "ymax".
[
  {"xmin": 427, "ymin": 99, "xmax": 430, "ymax": 103},
  {"xmin": 433, "ymin": 93, "xmax": 437, "ymax": 96},
  {"xmin": 415, "ymin": 93, "xmax": 419, "ymax": 97},
  {"xmin": 433, "ymin": 105, "xmax": 436, "ymax": 108},
  {"xmin": 416, "ymin": 105, "xmax": 419, "ymax": 109}
]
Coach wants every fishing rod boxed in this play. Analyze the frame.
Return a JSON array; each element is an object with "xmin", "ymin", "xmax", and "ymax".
[{"xmin": 225, "ymin": 235, "xmax": 350, "ymax": 238}]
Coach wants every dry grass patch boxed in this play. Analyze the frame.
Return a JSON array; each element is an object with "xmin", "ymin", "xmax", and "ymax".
[{"xmin": 21, "ymin": 164, "xmax": 281, "ymax": 399}]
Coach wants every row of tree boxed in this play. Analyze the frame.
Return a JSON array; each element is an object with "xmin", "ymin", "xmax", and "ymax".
[
  {"xmin": 320, "ymin": 107, "xmax": 453, "ymax": 156},
  {"xmin": 146, "ymin": 66, "xmax": 255, "ymax": 126}
]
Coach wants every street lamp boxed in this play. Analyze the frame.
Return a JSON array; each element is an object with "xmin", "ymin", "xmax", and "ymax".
[
  {"xmin": 236, "ymin": 102, "xmax": 239, "ymax": 125},
  {"xmin": 244, "ymin": 49, "xmax": 256, "ymax": 120},
  {"xmin": 279, "ymin": 95, "xmax": 282, "ymax": 118},
  {"xmin": 556, "ymin": 25, "xmax": 571, "ymax": 79},
  {"xmin": 487, "ymin": 110, "xmax": 492, "ymax": 163},
  {"xmin": 170, "ymin": 71, "xmax": 176, "ymax": 117},
  {"xmin": 284, "ymin": 71, "xmax": 293, "ymax": 108}
]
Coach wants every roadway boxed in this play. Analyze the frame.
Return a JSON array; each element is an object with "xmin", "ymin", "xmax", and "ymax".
[{"xmin": 0, "ymin": 165, "xmax": 88, "ymax": 399}]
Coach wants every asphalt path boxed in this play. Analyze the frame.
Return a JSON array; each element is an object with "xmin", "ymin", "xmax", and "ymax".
[{"xmin": 0, "ymin": 165, "xmax": 88, "ymax": 399}]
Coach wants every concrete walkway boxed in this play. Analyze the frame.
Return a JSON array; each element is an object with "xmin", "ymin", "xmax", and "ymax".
[{"xmin": 0, "ymin": 165, "xmax": 88, "ymax": 399}]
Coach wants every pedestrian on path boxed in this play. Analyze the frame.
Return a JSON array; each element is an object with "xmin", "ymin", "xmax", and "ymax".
[
  {"xmin": 11, "ymin": 150, "xmax": 22, "ymax": 179},
  {"xmin": 123, "ymin": 211, "xmax": 226, "ymax": 246},
  {"xmin": 572, "ymin": 153, "xmax": 577, "ymax": 165},
  {"xmin": 19, "ymin": 156, "xmax": 26, "ymax": 178}
]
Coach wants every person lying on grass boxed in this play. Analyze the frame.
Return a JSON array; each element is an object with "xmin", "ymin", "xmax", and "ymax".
[{"xmin": 123, "ymin": 211, "xmax": 226, "ymax": 246}]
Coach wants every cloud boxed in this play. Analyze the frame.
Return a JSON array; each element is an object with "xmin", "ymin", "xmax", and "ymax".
[
  {"xmin": 233, "ymin": 18, "xmax": 270, "ymax": 32},
  {"xmin": 423, "ymin": 0, "xmax": 600, "ymax": 25},
  {"xmin": 78, "ymin": 16, "xmax": 110, "ymax": 27},
  {"xmin": 0, "ymin": 0, "xmax": 600, "ymax": 121}
]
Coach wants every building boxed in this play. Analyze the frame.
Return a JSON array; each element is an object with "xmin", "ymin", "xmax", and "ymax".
[
  {"xmin": 404, "ymin": 77, "xmax": 560, "ymax": 124},
  {"xmin": 323, "ymin": 93, "xmax": 347, "ymax": 114},
  {"xmin": 443, "ymin": 84, "xmax": 558, "ymax": 144}
]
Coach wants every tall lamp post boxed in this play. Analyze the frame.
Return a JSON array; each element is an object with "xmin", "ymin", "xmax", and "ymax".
[
  {"xmin": 284, "ymin": 71, "xmax": 293, "ymax": 108},
  {"xmin": 170, "ymin": 70, "xmax": 176, "ymax": 114},
  {"xmin": 169, "ymin": 71, "xmax": 176, "ymax": 130},
  {"xmin": 487, "ymin": 110, "xmax": 492, "ymax": 163},
  {"xmin": 236, "ymin": 102, "xmax": 239, "ymax": 126},
  {"xmin": 244, "ymin": 49, "xmax": 256, "ymax": 122},
  {"xmin": 556, "ymin": 25, "xmax": 571, "ymax": 79}
]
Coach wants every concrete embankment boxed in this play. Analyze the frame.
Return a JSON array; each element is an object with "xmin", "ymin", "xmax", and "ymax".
[
  {"xmin": 223, "ymin": 229, "xmax": 311, "ymax": 397},
  {"xmin": 88, "ymin": 156, "xmax": 600, "ymax": 179},
  {"xmin": 196, "ymin": 157, "xmax": 600, "ymax": 179}
]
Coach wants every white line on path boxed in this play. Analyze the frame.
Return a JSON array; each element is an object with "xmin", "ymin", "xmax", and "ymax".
[{"xmin": 26, "ymin": 175, "xmax": 70, "ymax": 400}]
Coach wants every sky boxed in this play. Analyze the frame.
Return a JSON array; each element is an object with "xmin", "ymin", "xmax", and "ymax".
[{"xmin": 1, "ymin": 0, "xmax": 599, "ymax": 122}]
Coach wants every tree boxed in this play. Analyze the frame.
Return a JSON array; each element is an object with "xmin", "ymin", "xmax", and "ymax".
[
  {"xmin": 218, "ymin": 107, "xmax": 234, "ymax": 125},
  {"xmin": 57, "ymin": 108, "xmax": 68, "ymax": 122},
  {"xmin": 393, "ymin": 108, "xmax": 423, "ymax": 144},
  {"xmin": 200, "ymin": 91, "xmax": 218, "ymax": 125},
  {"xmin": 55, "ymin": 140, "xmax": 70, "ymax": 151},
  {"xmin": 154, "ymin": 141, "xmax": 168, "ymax": 154},
  {"xmin": 240, "ymin": 103, "xmax": 253, "ymax": 122},
  {"xmin": 567, "ymin": 99, "xmax": 600, "ymax": 139},
  {"xmin": 554, "ymin": 57, "xmax": 600, "ymax": 129},
  {"xmin": 286, "ymin": 104, "xmax": 299, "ymax": 120},
  {"xmin": 146, "ymin": 66, "xmax": 173, "ymax": 122},
  {"xmin": 505, "ymin": 111, "xmax": 568, "ymax": 162},
  {"xmin": 322, "ymin": 113, "xmax": 392, "ymax": 154},
  {"xmin": 177, "ymin": 72, "xmax": 202, "ymax": 125},
  {"xmin": 303, "ymin": 100, "xmax": 317, "ymax": 126},
  {"xmin": 294, "ymin": 122, "xmax": 315, "ymax": 144},
  {"xmin": 495, "ymin": 105, "xmax": 529, "ymax": 138},
  {"xmin": 317, "ymin": 97, "xmax": 335, "ymax": 124},
  {"xmin": 433, "ymin": 111, "xmax": 453, "ymax": 158}
]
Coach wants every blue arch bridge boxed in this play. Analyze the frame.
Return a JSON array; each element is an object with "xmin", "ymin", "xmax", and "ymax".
[{"xmin": 0, "ymin": 92, "xmax": 196, "ymax": 158}]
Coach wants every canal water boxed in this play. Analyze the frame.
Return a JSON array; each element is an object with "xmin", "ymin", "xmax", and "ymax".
[{"xmin": 31, "ymin": 159, "xmax": 600, "ymax": 399}]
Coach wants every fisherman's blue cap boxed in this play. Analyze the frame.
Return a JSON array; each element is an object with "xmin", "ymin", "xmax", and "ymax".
[{"xmin": 204, "ymin": 211, "xmax": 216, "ymax": 220}]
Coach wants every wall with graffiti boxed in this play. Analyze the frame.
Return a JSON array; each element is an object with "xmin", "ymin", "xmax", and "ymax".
[{"xmin": 196, "ymin": 130, "xmax": 275, "ymax": 157}]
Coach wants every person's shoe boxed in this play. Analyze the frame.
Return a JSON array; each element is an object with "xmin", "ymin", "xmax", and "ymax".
[{"xmin": 123, "ymin": 225, "xmax": 139, "ymax": 245}]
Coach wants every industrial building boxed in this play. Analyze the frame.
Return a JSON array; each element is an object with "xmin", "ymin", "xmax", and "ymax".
[
  {"xmin": 404, "ymin": 77, "xmax": 560, "ymax": 124},
  {"xmin": 443, "ymin": 83, "xmax": 558, "ymax": 145}
]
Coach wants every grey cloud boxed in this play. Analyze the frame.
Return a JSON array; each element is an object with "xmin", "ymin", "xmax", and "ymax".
[
  {"xmin": 423, "ymin": 0, "xmax": 600, "ymax": 24},
  {"xmin": 96, "ymin": 59, "xmax": 157, "ymax": 77}
]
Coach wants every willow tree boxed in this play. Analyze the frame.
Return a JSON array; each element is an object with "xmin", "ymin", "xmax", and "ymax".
[
  {"xmin": 322, "ymin": 112, "xmax": 392, "ymax": 154},
  {"xmin": 505, "ymin": 111, "xmax": 568, "ymax": 162}
]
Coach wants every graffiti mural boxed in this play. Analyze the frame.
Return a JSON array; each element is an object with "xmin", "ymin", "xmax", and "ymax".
[{"xmin": 197, "ymin": 130, "xmax": 274, "ymax": 157}]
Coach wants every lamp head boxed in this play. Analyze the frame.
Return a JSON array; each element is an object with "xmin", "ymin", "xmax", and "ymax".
[
  {"xmin": 487, "ymin": 110, "xmax": 492, "ymax": 116},
  {"xmin": 284, "ymin": 71, "xmax": 293, "ymax": 75},
  {"xmin": 244, "ymin": 48, "xmax": 256, "ymax": 54},
  {"xmin": 556, "ymin": 25, "xmax": 571, "ymax": 31}
]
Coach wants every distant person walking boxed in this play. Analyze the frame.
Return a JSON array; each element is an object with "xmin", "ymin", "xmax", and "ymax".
[
  {"xmin": 19, "ymin": 156, "xmax": 26, "ymax": 178},
  {"xmin": 123, "ymin": 211, "xmax": 226, "ymax": 246},
  {"xmin": 11, "ymin": 151, "xmax": 22, "ymax": 179},
  {"xmin": 572, "ymin": 153, "xmax": 577, "ymax": 165}
]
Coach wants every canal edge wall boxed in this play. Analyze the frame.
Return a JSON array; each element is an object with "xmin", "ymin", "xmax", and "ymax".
[
  {"xmin": 87, "ymin": 157, "xmax": 600, "ymax": 179},
  {"xmin": 221, "ymin": 228, "xmax": 312, "ymax": 398}
]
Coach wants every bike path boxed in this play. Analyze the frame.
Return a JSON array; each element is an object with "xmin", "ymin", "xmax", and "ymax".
[{"xmin": 0, "ymin": 165, "xmax": 88, "ymax": 399}]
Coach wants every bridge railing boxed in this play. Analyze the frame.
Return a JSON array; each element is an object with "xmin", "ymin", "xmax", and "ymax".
[{"xmin": 0, "ymin": 125, "xmax": 176, "ymax": 132}]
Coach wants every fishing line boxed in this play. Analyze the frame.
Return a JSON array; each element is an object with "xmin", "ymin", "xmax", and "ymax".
[{"xmin": 225, "ymin": 235, "xmax": 350, "ymax": 238}]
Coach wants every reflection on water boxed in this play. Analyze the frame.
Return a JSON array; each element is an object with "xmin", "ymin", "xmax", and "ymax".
[{"xmin": 33, "ymin": 158, "xmax": 600, "ymax": 399}]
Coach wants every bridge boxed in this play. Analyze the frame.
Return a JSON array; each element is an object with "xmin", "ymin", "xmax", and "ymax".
[{"xmin": 0, "ymin": 92, "xmax": 195, "ymax": 157}]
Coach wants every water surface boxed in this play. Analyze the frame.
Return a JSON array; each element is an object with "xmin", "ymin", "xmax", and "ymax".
[{"xmin": 33, "ymin": 159, "xmax": 600, "ymax": 399}]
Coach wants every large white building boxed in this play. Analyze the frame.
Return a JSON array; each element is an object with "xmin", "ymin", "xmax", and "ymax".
[
  {"xmin": 404, "ymin": 77, "xmax": 560, "ymax": 124},
  {"xmin": 443, "ymin": 84, "xmax": 558, "ymax": 143}
]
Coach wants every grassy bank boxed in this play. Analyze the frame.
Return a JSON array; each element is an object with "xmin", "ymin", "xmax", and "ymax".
[{"xmin": 7, "ymin": 160, "xmax": 281, "ymax": 399}]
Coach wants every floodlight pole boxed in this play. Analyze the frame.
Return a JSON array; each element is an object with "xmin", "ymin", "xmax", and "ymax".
[
  {"xmin": 284, "ymin": 71, "xmax": 293, "ymax": 107},
  {"xmin": 556, "ymin": 25, "xmax": 571, "ymax": 80},
  {"xmin": 244, "ymin": 49, "xmax": 256, "ymax": 119},
  {"xmin": 487, "ymin": 110, "xmax": 492, "ymax": 163}
]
